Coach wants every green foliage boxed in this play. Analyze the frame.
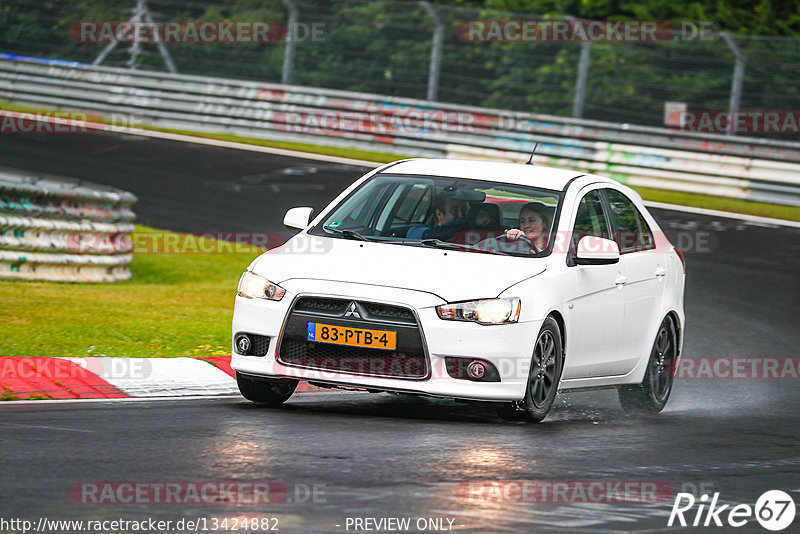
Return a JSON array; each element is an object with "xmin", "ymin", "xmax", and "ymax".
[{"xmin": 0, "ymin": 0, "xmax": 798, "ymax": 127}]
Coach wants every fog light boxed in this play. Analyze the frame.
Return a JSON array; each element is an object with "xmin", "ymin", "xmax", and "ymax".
[
  {"xmin": 235, "ymin": 334, "xmax": 252, "ymax": 355},
  {"xmin": 467, "ymin": 360, "xmax": 487, "ymax": 380}
]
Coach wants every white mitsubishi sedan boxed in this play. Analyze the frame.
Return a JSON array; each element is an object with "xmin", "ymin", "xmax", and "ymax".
[{"xmin": 231, "ymin": 159, "xmax": 685, "ymax": 422}]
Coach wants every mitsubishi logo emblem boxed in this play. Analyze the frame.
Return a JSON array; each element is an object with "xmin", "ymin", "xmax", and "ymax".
[{"xmin": 344, "ymin": 302, "xmax": 361, "ymax": 319}]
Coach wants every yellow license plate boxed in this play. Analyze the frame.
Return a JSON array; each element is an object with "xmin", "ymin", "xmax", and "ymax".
[{"xmin": 307, "ymin": 322, "xmax": 396, "ymax": 350}]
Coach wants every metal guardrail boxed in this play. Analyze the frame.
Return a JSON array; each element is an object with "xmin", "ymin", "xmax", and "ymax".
[
  {"xmin": 1, "ymin": 56, "xmax": 799, "ymax": 206},
  {"xmin": 0, "ymin": 167, "xmax": 136, "ymax": 282}
]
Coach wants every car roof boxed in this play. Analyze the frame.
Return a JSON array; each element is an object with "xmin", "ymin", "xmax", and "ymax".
[{"xmin": 380, "ymin": 158, "xmax": 614, "ymax": 191}]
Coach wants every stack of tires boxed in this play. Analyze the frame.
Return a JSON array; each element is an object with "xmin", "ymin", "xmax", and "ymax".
[{"xmin": 0, "ymin": 167, "xmax": 137, "ymax": 282}]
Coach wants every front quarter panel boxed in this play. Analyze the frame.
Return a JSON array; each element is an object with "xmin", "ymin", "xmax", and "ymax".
[{"xmin": 497, "ymin": 258, "xmax": 571, "ymax": 375}]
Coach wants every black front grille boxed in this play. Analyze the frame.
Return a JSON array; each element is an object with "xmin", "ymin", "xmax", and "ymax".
[
  {"xmin": 363, "ymin": 302, "xmax": 415, "ymax": 322},
  {"xmin": 294, "ymin": 297, "xmax": 350, "ymax": 314},
  {"xmin": 251, "ymin": 335, "xmax": 271, "ymax": 357},
  {"xmin": 278, "ymin": 296, "xmax": 428, "ymax": 380},
  {"xmin": 293, "ymin": 297, "xmax": 415, "ymax": 325},
  {"xmin": 279, "ymin": 339, "xmax": 427, "ymax": 379}
]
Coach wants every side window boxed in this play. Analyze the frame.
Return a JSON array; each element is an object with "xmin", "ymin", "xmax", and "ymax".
[
  {"xmin": 636, "ymin": 210, "xmax": 655, "ymax": 249},
  {"xmin": 604, "ymin": 189, "xmax": 654, "ymax": 252},
  {"xmin": 571, "ymin": 190, "xmax": 610, "ymax": 249}
]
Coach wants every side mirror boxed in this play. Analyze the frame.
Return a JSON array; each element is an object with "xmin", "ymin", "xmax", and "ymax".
[
  {"xmin": 283, "ymin": 207, "xmax": 315, "ymax": 231},
  {"xmin": 576, "ymin": 236, "xmax": 620, "ymax": 265}
]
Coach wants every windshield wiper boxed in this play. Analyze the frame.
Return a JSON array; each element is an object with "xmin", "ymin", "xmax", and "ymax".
[
  {"xmin": 418, "ymin": 239, "xmax": 511, "ymax": 256},
  {"xmin": 324, "ymin": 226, "xmax": 371, "ymax": 241}
]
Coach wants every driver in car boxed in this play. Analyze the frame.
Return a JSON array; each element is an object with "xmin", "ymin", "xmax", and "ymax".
[{"xmin": 406, "ymin": 196, "xmax": 470, "ymax": 240}]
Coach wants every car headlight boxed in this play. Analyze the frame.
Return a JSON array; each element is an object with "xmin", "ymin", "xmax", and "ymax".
[
  {"xmin": 436, "ymin": 298, "xmax": 521, "ymax": 325},
  {"xmin": 237, "ymin": 271, "xmax": 286, "ymax": 301}
]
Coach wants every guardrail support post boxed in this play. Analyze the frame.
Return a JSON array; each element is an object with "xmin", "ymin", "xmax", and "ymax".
[
  {"xmin": 420, "ymin": 2, "xmax": 443, "ymax": 101},
  {"xmin": 282, "ymin": 0, "xmax": 299, "ymax": 84},
  {"xmin": 572, "ymin": 41, "xmax": 591, "ymax": 118},
  {"xmin": 721, "ymin": 32, "xmax": 746, "ymax": 136}
]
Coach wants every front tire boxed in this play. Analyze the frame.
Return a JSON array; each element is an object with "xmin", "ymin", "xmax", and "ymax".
[
  {"xmin": 236, "ymin": 373, "xmax": 298, "ymax": 406},
  {"xmin": 496, "ymin": 317, "xmax": 563, "ymax": 423},
  {"xmin": 618, "ymin": 316, "xmax": 677, "ymax": 414}
]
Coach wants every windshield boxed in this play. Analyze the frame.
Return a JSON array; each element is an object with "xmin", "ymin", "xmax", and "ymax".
[{"xmin": 311, "ymin": 174, "xmax": 563, "ymax": 257}]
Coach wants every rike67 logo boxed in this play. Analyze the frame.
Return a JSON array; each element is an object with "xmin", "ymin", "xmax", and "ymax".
[{"xmin": 669, "ymin": 490, "xmax": 796, "ymax": 531}]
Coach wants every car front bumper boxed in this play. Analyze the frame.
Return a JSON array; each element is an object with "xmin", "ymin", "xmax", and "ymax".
[{"xmin": 231, "ymin": 280, "xmax": 541, "ymax": 401}]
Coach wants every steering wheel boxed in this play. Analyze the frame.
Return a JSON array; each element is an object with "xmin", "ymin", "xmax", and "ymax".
[{"xmin": 496, "ymin": 233, "xmax": 540, "ymax": 254}]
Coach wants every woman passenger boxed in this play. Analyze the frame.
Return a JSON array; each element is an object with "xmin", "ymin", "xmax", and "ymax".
[{"xmin": 503, "ymin": 202, "xmax": 553, "ymax": 253}]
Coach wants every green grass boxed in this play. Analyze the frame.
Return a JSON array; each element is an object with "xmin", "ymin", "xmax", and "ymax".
[
  {"xmin": 0, "ymin": 101, "xmax": 55, "ymax": 114},
  {"xmin": 2, "ymin": 100, "xmax": 798, "ymax": 222},
  {"xmin": 629, "ymin": 186, "xmax": 800, "ymax": 222},
  {"xmin": 0, "ymin": 226, "xmax": 261, "ymax": 358},
  {"xmin": 147, "ymin": 126, "xmax": 406, "ymax": 164}
]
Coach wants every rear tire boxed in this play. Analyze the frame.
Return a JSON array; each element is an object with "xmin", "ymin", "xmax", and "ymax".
[
  {"xmin": 618, "ymin": 316, "xmax": 677, "ymax": 414},
  {"xmin": 236, "ymin": 373, "xmax": 298, "ymax": 406},
  {"xmin": 496, "ymin": 317, "xmax": 563, "ymax": 423}
]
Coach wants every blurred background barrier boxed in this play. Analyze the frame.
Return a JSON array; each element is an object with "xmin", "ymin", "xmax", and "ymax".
[
  {"xmin": 1, "ymin": 0, "xmax": 799, "ymax": 129},
  {"xmin": 0, "ymin": 167, "xmax": 136, "ymax": 282},
  {"xmin": 1, "ymin": 55, "xmax": 799, "ymax": 206}
]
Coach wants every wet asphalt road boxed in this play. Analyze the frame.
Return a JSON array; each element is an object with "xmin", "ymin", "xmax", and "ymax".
[{"xmin": 1, "ymin": 131, "xmax": 800, "ymax": 533}]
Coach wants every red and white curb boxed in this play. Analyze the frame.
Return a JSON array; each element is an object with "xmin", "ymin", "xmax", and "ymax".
[{"xmin": 0, "ymin": 356, "xmax": 318, "ymax": 401}]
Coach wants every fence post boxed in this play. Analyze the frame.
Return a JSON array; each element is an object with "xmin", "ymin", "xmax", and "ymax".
[
  {"xmin": 282, "ymin": 0, "xmax": 299, "ymax": 84},
  {"xmin": 572, "ymin": 41, "xmax": 591, "ymax": 118},
  {"xmin": 420, "ymin": 2, "xmax": 443, "ymax": 101},
  {"xmin": 721, "ymin": 32, "xmax": 745, "ymax": 135}
]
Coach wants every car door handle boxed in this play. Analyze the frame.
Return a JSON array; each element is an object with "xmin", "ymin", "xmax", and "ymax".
[
  {"xmin": 655, "ymin": 266, "xmax": 667, "ymax": 277},
  {"xmin": 615, "ymin": 275, "xmax": 628, "ymax": 286}
]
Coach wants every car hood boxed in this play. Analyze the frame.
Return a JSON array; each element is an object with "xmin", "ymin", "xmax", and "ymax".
[{"xmin": 251, "ymin": 234, "xmax": 547, "ymax": 302}]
